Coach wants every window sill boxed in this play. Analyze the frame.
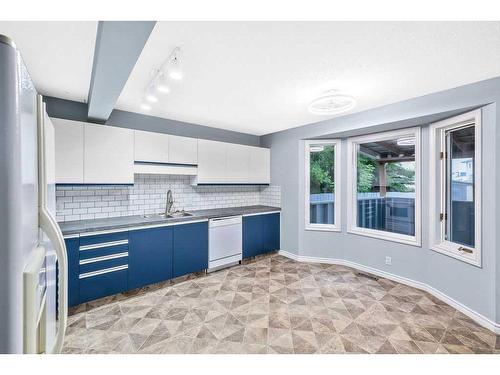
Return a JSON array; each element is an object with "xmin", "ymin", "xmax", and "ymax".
[
  {"xmin": 305, "ymin": 225, "xmax": 341, "ymax": 232},
  {"xmin": 347, "ymin": 227, "xmax": 421, "ymax": 247},
  {"xmin": 430, "ymin": 243, "xmax": 481, "ymax": 267}
]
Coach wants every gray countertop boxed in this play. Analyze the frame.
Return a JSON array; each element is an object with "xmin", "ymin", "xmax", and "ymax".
[{"xmin": 59, "ymin": 205, "xmax": 281, "ymax": 236}]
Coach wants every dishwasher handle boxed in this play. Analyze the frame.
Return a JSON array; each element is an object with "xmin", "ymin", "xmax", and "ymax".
[{"xmin": 209, "ymin": 216, "xmax": 242, "ymax": 227}]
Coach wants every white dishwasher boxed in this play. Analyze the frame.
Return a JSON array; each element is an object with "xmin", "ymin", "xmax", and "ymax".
[{"xmin": 208, "ymin": 216, "xmax": 242, "ymax": 272}]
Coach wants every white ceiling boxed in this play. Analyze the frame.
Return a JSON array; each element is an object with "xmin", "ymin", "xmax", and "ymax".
[
  {"xmin": 1, "ymin": 21, "xmax": 500, "ymax": 136},
  {"xmin": 0, "ymin": 21, "xmax": 97, "ymax": 102},
  {"xmin": 117, "ymin": 21, "xmax": 500, "ymax": 135}
]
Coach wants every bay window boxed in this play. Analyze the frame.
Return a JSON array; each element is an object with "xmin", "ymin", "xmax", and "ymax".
[{"xmin": 347, "ymin": 128, "xmax": 421, "ymax": 245}]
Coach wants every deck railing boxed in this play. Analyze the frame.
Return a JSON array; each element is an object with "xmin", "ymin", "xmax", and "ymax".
[
  {"xmin": 310, "ymin": 192, "xmax": 415, "ymax": 235},
  {"xmin": 309, "ymin": 193, "xmax": 335, "ymax": 225},
  {"xmin": 310, "ymin": 191, "xmax": 473, "ymax": 242}
]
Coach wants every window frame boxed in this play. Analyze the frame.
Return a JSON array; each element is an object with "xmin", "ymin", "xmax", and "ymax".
[
  {"xmin": 346, "ymin": 127, "xmax": 422, "ymax": 246},
  {"xmin": 429, "ymin": 109, "xmax": 482, "ymax": 267},
  {"xmin": 304, "ymin": 139, "xmax": 342, "ymax": 232}
]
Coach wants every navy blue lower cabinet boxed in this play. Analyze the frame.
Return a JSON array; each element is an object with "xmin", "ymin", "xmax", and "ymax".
[
  {"xmin": 128, "ymin": 226, "xmax": 173, "ymax": 290},
  {"xmin": 262, "ymin": 213, "xmax": 280, "ymax": 252},
  {"xmin": 173, "ymin": 222, "xmax": 209, "ymax": 278},
  {"xmin": 65, "ymin": 237, "xmax": 80, "ymax": 307},
  {"xmin": 79, "ymin": 267, "xmax": 128, "ymax": 303},
  {"xmin": 243, "ymin": 215, "xmax": 264, "ymax": 258},
  {"xmin": 243, "ymin": 213, "xmax": 280, "ymax": 259}
]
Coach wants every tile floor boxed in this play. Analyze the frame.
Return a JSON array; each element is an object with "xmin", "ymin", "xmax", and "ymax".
[{"xmin": 63, "ymin": 253, "xmax": 500, "ymax": 354}]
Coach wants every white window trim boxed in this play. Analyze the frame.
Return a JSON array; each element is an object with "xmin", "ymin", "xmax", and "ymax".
[
  {"xmin": 304, "ymin": 139, "xmax": 341, "ymax": 232},
  {"xmin": 429, "ymin": 109, "xmax": 481, "ymax": 267},
  {"xmin": 346, "ymin": 127, "xmax": 421, "ymax": 246}
]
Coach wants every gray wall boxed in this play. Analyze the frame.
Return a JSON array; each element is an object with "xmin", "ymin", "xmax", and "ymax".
[
  {"xmin": 44, "ymin": 96, "xmax": 260, "ymax": 147},
  {"xmin": 261, "ymin": 76, "xmax": 500, "ymax": 325}
]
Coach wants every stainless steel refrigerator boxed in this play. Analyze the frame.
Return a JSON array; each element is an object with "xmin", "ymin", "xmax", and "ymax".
[{"xmin": 0, "ymin": 34, "xmax": 67, "ymax": 354}]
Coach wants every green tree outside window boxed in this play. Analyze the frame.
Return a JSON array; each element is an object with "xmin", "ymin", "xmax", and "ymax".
[{"xmin": 310, "ymin": 146, "xmax": 335, "ymax": 194}]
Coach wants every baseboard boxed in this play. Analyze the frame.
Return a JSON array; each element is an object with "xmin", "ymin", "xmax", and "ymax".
[{"xmin": 278, "ymin": 250, "xmax": 500, "ymax": 334}]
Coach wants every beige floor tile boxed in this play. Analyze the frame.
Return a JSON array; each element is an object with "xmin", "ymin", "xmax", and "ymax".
[
  {"xmin": 244, "ymin": 326, "xmax": 268, "ymax": 344},
  {"xmin": 63, "ymin": 253, "xmax": 499, "ymax": 355}
]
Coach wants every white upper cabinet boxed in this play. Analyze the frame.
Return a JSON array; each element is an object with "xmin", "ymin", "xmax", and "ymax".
[
  {"xmin": 249, "ymin": 147, "xmax": 270, "ymax": 183},
  {"xmin": 134, "ymin": 131, "xmax": 198, "ymax": 165},
  {"xmin": 134, "ymin": 130, "xmax": 169, "ymax": 163},
  {"xmin": 53, "ymin": 120, "xmax": 134, "ymax": 184},
  {"xmin": 197, "ymin": 139, "xmax": 270, "ymax": 184},
  {"xmin": 197, "ymin": 139, "xmax": 227, "ymax": 183},
  {"xmin": 54, "ymin": 120, "xmax": 269, "ymax": 185},
  {"xmin": 169, "ymin": 135, "xmax": 198, "ymax": 165},
  {"xmin": 84, "ymin": 124, "xmax": 134, "ymax": 184},
  {"xmin": 52, "ymin": 118, "xmax": 84, "ymax": 184},
  {"xmin": 226, "ymin": 143, "xmax": 251, "ymax": 183}
]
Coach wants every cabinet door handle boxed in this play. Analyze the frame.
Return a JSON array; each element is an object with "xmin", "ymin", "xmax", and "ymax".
[
  {"xmin": 79, "ymin": 252, "xmax": 128, "ymax": 265},
  {"xmin": 79, "ymin": 239, "xmax": 128, "ymax": 251},
  {"xmin": 79, "ymin": 264, "xmax": 128, "ymax": 279}
]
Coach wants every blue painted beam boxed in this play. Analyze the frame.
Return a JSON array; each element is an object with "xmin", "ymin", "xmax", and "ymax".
[{"xmin": 87, "ymin": 21, "xmax": 156, "ymax": 123}]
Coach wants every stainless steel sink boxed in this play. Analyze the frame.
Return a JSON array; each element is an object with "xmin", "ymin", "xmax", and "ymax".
[
  {"xmin": 168, "ymin": 211, "xmax": 194, "ymax": 218},
  {"xmin": 142, "ymin": 213, "xmax": 168, "ymax": 219},
  {"xmin": 142, "ymin": 190, "xmax": 196, "ymax": 220},
  {"xmin": 142, "ymin": 211, "xmax": 194, "ymax": 219}
]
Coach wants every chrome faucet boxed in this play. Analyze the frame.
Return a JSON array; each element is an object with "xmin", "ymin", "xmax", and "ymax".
[{"xmin": 165, "ymin": 189, "xmax": 174, "ymax": 216}]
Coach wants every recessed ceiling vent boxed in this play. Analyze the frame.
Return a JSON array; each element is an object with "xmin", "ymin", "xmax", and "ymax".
[{"xmin": 308, "ymin": 90, "xmax": 356, "ymax": 115}]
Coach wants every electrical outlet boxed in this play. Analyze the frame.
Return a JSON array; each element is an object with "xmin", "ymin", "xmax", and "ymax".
[{"xmin": 385, "ymin": 256, "xmax": 392, "ymax": 265}]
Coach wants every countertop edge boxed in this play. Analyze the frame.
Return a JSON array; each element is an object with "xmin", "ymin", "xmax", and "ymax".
[{"xmin": 60, "ymin": 206, "xmax": 281, "ymax": 237}]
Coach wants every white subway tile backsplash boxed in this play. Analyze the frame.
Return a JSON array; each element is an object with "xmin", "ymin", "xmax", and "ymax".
[
  {"xmin": 56, "ymin": 174, "xmax": 281, "ymax": 222},
  {"xmin": 260, "ymin": 185, "xmax": 281, "ymax": 207}
]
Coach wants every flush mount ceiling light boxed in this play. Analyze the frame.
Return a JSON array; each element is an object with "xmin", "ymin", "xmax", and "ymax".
[
  {"xmin": 396, "ymin": 137, "xmax": 416, "ymax": 146},
  {"xmin": 308, "ymin": 91, "xmax": 356, "ymax": 116}
]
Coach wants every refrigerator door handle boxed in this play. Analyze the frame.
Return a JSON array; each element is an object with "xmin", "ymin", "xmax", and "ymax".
[
  {"xmin": 39, "ymin": 208, "xmax": 67, "ymax": 354},
  {"xmin": 37, "ymin": 95, "xmax": 67, "ymax": 354}
]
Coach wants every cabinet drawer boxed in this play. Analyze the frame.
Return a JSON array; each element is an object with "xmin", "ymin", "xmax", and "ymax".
[
  {"xmin": 79, "ymin": 254, "xmax": 128, "ymax": 274},
  {"xmin": 79, "ymin": 231, "xmax": 129, "ymax": 247},
  {"xmin": 79, "ymin": 266, "xmax": 128, "ymax": 303},
  {"xmin": 79, "ymin": 243, "xmax": 129, "ymax": 260}
]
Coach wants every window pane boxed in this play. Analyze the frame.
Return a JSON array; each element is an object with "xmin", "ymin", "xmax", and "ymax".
[
  {"xmin": 445, "ymin": 126, "xmax": 475, "ymax": 247},
  {"xmin": 356, "ymin": 137, "xmax": 416, "ymax": 236},
  {"xmin": 309, "ymin": 144, "xmax": 335, "ymax": 224}
]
